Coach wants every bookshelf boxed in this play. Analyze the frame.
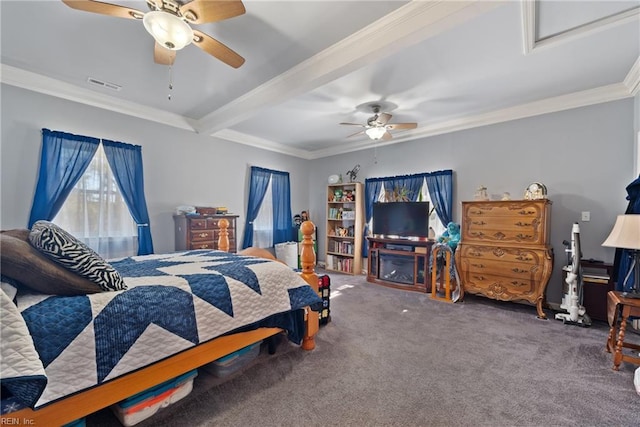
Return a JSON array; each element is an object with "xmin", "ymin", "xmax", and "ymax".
[{"xmin": 325, "ymin": 182, "xmax": 363, "ymax": 275}]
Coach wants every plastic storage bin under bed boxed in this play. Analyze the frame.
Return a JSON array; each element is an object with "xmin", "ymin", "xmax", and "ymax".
[{"xmin": 110, "ymin": 370, "xmax": 198, "ymax": 426}]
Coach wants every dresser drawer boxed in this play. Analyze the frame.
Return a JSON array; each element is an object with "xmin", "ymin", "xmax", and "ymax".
[
  {"xmin": 461, "ymin": 257, "xmax": 543, "ymax": 282},
  {"xmin": 464, "ymin": 201, "xmax": 544, "ymax": 218},
  {"xmin": 458, "ymin": 244, "xmax": 548, "ymax": 265},
  {"xmin": 189, "ymin": 218, "xmax": 210, "ymax": 230},
  {"xmin": 207, "ymin": 218, "xmax": 235, "ymax": 229},
  {"xmin": 189, "ymin": 241, "xmax": 215, "ymax": 250},
  {"xmin": 458, "ymin": 270, "xmax": 539, "ymax": 301},
  {"xmin": 463, "ymin": 225, "xmax": 545, "ymax": 245},
  {"xmin": 190, "ymin": 229, "xmax": 215, "ymax": 242}
]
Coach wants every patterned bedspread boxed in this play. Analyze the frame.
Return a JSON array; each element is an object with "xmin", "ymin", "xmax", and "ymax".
[{"xmin": 6, "ymin": 250, "xmax": 322, "ymax": 409}]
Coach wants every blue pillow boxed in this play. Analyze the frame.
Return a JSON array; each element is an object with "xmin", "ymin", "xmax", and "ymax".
[{"xmin": 29, "ymin": 221, "xmax": 126, "ymax": 292}]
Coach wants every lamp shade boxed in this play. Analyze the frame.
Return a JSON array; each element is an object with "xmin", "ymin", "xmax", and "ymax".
[
  {"xmin": 365, "ymin": 127, "xmax": 386, "ymax": 140},
  {"xmin": 143, "ymin": 11, "xmax": 193, "ymax": 51},
  {"xmin": 602, "ymin": 214, "xmax": 640, "ymax": 250}
]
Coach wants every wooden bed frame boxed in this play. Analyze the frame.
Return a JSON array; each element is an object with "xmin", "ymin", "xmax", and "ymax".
[{"xmin": 1, "ymin": 221, "xmax": 320, "ymax": 426}]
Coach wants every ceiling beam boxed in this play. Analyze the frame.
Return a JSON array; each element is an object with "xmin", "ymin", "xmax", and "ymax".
[{"xmin": 193, "ymin": 0, "xmax": 502, "ymax": 136}]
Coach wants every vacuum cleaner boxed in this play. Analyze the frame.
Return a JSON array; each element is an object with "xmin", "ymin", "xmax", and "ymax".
[{"xmin": 555, "ymin": 222, "xmax": 592, "ymax": 327}]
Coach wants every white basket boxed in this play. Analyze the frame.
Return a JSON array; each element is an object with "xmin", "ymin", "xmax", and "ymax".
[{"xmin": 275, "ymin": 242, "xmax": 298, "ymax": 268}]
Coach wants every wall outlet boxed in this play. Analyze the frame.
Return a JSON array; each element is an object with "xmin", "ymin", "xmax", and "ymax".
[{"xmin": 581, "ymin": 211, "xmax": 590, "ymax": 221}]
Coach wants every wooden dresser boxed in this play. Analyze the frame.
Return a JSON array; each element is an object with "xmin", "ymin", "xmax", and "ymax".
[
  {"xmin": 174, "ymin": 214, "xmax": 239, "ymax": 253},
  {"xmin": 454, "ymin": 200, "xmax": 553, "ymax": 318}
]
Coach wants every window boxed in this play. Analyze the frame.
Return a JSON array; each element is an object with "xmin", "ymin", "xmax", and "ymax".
[
  {"xmin": 54, "ymin": 144, "xmax": 137, "ymax": 259},
  {"xmin": 242, "ymin": 166, "xmax": 293, "ymax": 249},
  {"xmin": 419, "ymin": 178, "xmax": 446, "ymax": 238},
  {"xmin": 252, "ymin": 177, "xmax": 274, "ymax": 248}
]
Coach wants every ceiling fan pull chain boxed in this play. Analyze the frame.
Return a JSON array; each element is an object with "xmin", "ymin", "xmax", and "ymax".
[{"xmin": 168, "ymin": 63, "xmax": 174, "ymax": 100}]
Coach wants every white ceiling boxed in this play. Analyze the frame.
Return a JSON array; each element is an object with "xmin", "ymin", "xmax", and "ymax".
[{"xmin": 1, "ymin": 0, "xmax": 639, "ymax": 159}]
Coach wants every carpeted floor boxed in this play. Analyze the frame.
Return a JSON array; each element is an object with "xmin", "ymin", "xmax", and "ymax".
[{"xmin": 87, "ymin": 270, "xmax": 639, "ymax": 426}]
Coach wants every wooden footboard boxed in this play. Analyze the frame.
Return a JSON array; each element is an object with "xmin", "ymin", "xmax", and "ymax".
[{"xmin": 1, "ymin": 221, "xmax": 320, "ymax": 426}]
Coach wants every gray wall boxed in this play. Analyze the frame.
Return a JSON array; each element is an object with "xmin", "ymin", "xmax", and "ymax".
[
  {"xmin": 1, "ymin": 83, "xmax": 637, "ymax": 304},
  {"xmin": 308, "ymin": 99, "xmax": 637, "ymax": 304},
  {"xmin": 0, "ymin": 85, "xmax": 310, "ymax": 254}
]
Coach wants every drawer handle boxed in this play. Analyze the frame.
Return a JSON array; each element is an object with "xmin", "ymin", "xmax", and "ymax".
[
  {"xmin": 472, "ymin": 220, "xmax": 486, "ymax": 226},
  {"xmin": 511, "ymin": 268, "xmax": 529, "ymax": 274},
  {"xmin": 514, "ymin": 221, "xmax": 532, "ymax": 227},
  {"xmin": 471, "ymin": 263, "xmax": 485, "ymax": 268},
  {"xmin": 515, "ymin": 234, "xmax": 533, "ymax": 240},
  {"xmin": 199, "ymin": 232, "xmax": 208, "ymax": 238},
  {"xmin": 515, "ymin": 255, "xmax": 534, "ymax": 262},
  {"xmin": 472, "ymin": 275, "xmax": 486, "ymax": 281}
]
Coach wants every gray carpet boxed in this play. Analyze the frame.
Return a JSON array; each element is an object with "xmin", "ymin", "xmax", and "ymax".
[{"xmin": 87, "ymin": 270, "xmax": 639, "ymax": 427}]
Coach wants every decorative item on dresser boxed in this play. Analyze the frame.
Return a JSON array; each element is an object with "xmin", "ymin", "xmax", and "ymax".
[
  {"xmin": 326, "ymin": 182, "xmax": 364, "ymax": 274},
  {"xmin": 174, "ymin": 213, "xmax": 240, "ymax": 253},
  {"xmin": 454, "ymin": 200, "xmax": 553, "ymax": 319}
]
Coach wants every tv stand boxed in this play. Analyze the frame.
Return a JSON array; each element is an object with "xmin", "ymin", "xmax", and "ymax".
[{"xmin": 367, "ymin": 236, "xmax": 434, "ymax": 292}]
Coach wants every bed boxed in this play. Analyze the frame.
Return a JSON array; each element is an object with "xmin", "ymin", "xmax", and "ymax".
[{"xmin": 0, "ymin": 220, "xmax": 322, "ymax": 426}]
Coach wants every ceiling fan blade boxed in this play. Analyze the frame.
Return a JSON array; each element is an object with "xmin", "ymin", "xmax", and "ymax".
[
  {"xmin": 180, "ymin": 0, "xmax": 246, "ymax": 24},
  {"xmin": 192, "ymin": 29, "xmax": 244, "ymax": 68},
  {"xmin": 339, "ymin": 122, "xmax": 366, "ymax": 127},
  {"xmin": 154, "ymin": 43, "xmax": 176, "ymax": 65},
  {"xmin": 377, "ymin": 113, "xmax": 392, "ymax": 125},
  {"xmin": 61, "ymin": 0, "xmax": 144, "ymax": 20},
  {"xmin": 382, "ymin": 131, "xmax": 393, "ymax": 140},
  {"xmin": 346, "ymin": 130, "xmax": 365, "ymax": 138},
  {"xmin": 387, "ymin": 123, "xmax": 417, "ymax": 131}
]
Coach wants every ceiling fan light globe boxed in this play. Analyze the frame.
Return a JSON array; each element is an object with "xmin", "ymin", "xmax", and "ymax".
[
  {"xmin": 143, "ymin": 11, "xmax": 193, "ymax": 51},
  {"xmin": 365, "ymin": 127, "xmax": 386, "ymax": 140}
]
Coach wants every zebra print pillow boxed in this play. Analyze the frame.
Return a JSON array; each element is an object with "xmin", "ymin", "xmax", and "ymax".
[{"xmin": 29, "ymin": 221, "xmax": 127, "ymax": 292}]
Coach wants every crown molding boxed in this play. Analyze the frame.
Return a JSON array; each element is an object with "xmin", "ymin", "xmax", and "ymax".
[
  {"xmin": 522, "ymin": 1, "xmax": 640, "ymax": 54},
  {"xmin": 212, "ymin": 129, "xmax": 312, "ymax": 159},
  {"xmin": 0, "ymin": 64, "xmax": 195, "ymax": 132},
  {"xmin": 624, "ymin": 56, "xmax": 640, "ymax": 95},
  {"xmin": 194, "ymin": 0, "xmax": 501, "ymax": 136}
]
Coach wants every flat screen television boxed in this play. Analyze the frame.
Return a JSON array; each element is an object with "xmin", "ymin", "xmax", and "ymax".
[{"xmin": 372, "ymin": 201, "xmax": 430, "ymax": 239}]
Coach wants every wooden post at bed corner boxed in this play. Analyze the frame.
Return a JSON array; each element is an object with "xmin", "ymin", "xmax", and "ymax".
[
  {"xmin": 299, "ymin": 220, "xmax": 319, "ymax": 351},
  {"xmin": 218, "ymin": 218, "xmax": 230, "ymax": 252}
]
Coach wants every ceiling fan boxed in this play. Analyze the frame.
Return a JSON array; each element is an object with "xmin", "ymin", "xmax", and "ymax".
[
  {"xmin": 61, "ymin": 0, "xmax": 246, "ymax": 68},
  {"xmin": 340, "ymin": 103, "xmax": 417, "ymax": 141}
]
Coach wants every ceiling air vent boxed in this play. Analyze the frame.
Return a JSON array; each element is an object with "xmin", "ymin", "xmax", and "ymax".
[{"xmin": 87, "ymin": 77, "xmax": 122, "ymax": 92}]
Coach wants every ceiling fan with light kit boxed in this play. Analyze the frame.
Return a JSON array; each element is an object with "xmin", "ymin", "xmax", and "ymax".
[
  {"xmin": 61, "ymin": 0, "xmax": 246, "ymax": 68},
  {"xmin": 340, "ymin": 101, "xmax": 418, "ymax": 141}
]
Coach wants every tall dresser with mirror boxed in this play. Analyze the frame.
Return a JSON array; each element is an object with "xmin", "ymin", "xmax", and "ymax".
[{"xmin": 454, "ymin": 199, "xmax": 553, "ymax": 318}]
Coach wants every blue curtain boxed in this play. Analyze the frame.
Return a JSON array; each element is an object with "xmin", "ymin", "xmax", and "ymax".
[
  {"xmin": 425, "ymin": 169, "xmax": 453, "ymax": 226},
  {"xmin": 28, "ymin": 129, "xmax": 100, "ymax": 228},
  {"xmin": 613, "ymin": 175, "xmax": 640, "ymax": 292},
  {"xmin": 363, "ymin": 178, "xmax": 385, "ymax": 258},
  {"xmin": 242, "ymin": 166, "xmax": 289, "ymax": 249},
  {"xmin": 271, "ymin": 170, "xmax": 293, "ymax": 244},
  {"xmin": 102, "ymin": 140, "xmax": 154, "ymax": 255}
]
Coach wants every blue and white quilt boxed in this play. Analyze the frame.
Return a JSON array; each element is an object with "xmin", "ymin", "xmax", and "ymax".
[{"xmin": 6, "ymin": 250, "xmax": 322, "ymax": 409}]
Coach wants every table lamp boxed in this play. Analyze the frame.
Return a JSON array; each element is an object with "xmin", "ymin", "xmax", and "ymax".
[{"xmin": 602, "ymin": 214, "xmax": 640, "ymax": 298}]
